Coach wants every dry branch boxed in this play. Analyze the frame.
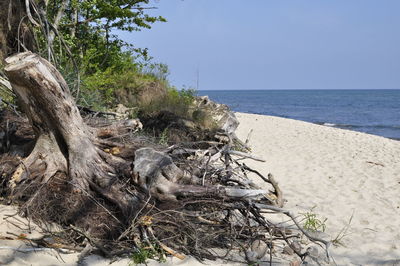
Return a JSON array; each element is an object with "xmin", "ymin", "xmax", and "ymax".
[
  {"xmin": 227, "ymin": 149, "xmax": 266, "ymax": 162},
  {"xmin": 0, "ymin": 76, "xmax": 12, "ymax": 91}
]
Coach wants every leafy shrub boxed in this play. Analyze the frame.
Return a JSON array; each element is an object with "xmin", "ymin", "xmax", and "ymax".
[
  {"xmin": 191, "ymin": 107, "xmax": 218, "ymax": 130},
  {"xmin": 138, "ymin": 87, "xmax": 196, "ymax": 119},
  {"xmin": 80, "ymin": 66, "xmax": 169, "ymax": 110}
]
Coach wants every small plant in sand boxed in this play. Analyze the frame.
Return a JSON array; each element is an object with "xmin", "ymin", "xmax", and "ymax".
[
  {"xmin": 301, "ymin": 207, "xmax": 327, "ymax": 232},
  {"xmin": 332, "ymin": 212, "xmax": 354, "ymax": 247},
  {"xmin": 130, "ymin": 243, "xmax": 166, "ymax": 265}
]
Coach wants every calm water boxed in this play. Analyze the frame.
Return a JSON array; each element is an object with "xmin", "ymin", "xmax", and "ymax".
[{"xmin": 198, "ymin": 90, "xmax": 400, "ymax": 140}]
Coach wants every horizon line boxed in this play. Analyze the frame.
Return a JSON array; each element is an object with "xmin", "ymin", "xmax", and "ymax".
[{"xmin": 197, "ymin": 88, "xmax": 400, "ymax": 91}]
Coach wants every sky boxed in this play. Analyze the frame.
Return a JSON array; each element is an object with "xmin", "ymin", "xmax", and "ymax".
[{"xmin": 119, "ymin": 0, "xmax": 400, "ymax": 90}]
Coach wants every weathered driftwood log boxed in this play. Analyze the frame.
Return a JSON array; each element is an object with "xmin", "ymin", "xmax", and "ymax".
[
  {"xmin": 7, "ymin": 52, "xmax": 111, "ymax": 186},
  {"xmin": 134, "ymin": 147, "xmax": 268, "ymax": 201},
  {"xmin": 0, "ymin": 76, "xmax": 12, "ymax": 91},
  {"xmin": 4, "ymin": 52, "xmax": 142, "ymax": 224}
]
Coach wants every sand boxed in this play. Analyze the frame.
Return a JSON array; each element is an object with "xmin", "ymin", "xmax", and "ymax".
[
  {"xmin": 1, "ymin": 112, "xmax": 400, "ymax": 265},
  {"xmin": 235, "ymin": 112, "xmax": 400, "ymax": 265}
]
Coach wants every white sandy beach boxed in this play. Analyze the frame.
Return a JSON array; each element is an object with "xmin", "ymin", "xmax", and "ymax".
[
  {"xmin": 235, "ymin": 112, "xmax": 400, "ymax": 265},
  {"xmin": 1, "ymin": 112, "xmax": 400, "ymax": 265}
]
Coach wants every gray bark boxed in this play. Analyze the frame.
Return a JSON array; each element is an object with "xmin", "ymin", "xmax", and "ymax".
[{"xmin": 4, "ymin": 52, "xmax": 133, "ymax": 213}]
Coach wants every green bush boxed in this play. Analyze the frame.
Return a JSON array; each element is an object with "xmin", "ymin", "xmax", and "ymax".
[
  {"xmin": 138, "ymin": 87, "xmax": 196, "ymax": 118},
  {"xmin": 191, "ymin": 107, "xmax": 218, "ymax": 130},
  {"xmin": 80, "ymin": 65, "xmax": 169, "ymax": 110}
]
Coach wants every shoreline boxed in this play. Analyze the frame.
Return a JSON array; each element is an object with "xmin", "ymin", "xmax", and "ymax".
[
  {"xmin": 235, "ymin": 110, "xmax": 400, "ymax": 142},
  {"xmin": 198, "ymin": 89, "xmax": 400, "ymax": 141}
]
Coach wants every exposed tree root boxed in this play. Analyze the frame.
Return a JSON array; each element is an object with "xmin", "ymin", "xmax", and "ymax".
[{"xmin": 0, "ymin": 52, "xmax": 331, "ymax": 264}]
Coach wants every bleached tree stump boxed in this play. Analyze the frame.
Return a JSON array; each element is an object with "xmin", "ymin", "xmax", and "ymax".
[{"xmin": 4, "ymin": 52, "xmax": 142, "ymax": 221}]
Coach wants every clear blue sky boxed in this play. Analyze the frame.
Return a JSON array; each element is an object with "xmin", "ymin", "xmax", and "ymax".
[{"xmin": 119, "ymin": 0, "xmax": 400, "ymax": 90}]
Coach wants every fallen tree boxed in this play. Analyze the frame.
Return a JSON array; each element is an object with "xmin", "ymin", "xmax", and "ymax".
[{"xmin": 0, "ymin": 52, "xmax": 330, "ymax": 264}]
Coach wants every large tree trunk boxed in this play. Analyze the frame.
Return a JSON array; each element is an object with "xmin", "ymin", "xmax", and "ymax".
[
  {"xmin": 4, "ymin": 52, "xmax": 142, "ymax": 238},
  {"xmin": 6, "ymin": 52, "xmax": 113, "ymax": 188}
]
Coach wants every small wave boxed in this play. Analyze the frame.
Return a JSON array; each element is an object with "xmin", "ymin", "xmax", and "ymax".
[
  {"xmin": 323, "ymin": 123, "xmax": 337, "ymax": 127},
  {"xmin": 315, "ymin": 122, "xmax": 400, "ymax": 130},
  {"xmin": 330, "ymin": 123, "xmax": 354, "ymax": 128},
  {"xmin": 315, "ymin": 122, "xmax": 354, "ymax": 128}
]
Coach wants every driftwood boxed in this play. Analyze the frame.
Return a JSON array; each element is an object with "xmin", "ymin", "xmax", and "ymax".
[
  {"xmin": 0, "ymin": 76, "xmax": 12, "ymax": 91},
  {"xmin": 0, "ymin": 52, "xmax": 331, "ymax": 264}
]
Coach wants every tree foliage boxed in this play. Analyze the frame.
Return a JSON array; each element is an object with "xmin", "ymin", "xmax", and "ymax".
[
  {"xmin": 1, "ymin": 0, "xmax": 201, "ymax": 136},
  {"xmin": 41, "ymin": 0, "xmax": 165, "ymax": 70},
  {"xmin": 1, "ymin": 0, "xmax": 169, "ymax": 108}
]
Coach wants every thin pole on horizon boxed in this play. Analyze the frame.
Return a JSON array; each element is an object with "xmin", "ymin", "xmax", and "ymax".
[{"xmin": 196, "ymin": 67, "xmax": 200, "ymax": 91}]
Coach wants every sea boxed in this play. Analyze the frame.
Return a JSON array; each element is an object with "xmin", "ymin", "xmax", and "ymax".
[{"xmin": 198, "ymin": 89, "xmax": 400, "ymax": 141}]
